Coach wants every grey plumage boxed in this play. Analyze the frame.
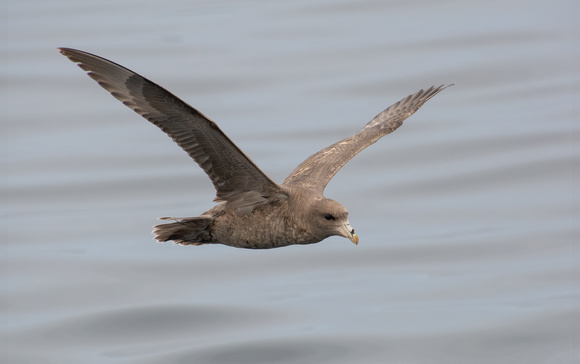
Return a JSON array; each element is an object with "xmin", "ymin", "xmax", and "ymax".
[{"xmin": 58, "ymin": 47, "xmax": 451, "ymax": 249}]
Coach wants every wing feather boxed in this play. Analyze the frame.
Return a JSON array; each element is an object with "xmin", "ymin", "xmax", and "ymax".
[
  {"xmin": 283, "ymin": 85, "xmax": 452, "ymax": 192},
  {"xmin": 59, "ymin": 48, "xmax": 282, "ymax": 203}
]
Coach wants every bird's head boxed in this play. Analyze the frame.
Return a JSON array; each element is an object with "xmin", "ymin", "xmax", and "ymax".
[{"xmin": 307, "ymin": 198, "xmax": 358, "ymax": 245}]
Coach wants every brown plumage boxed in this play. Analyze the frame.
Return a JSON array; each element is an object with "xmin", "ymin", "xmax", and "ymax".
[{"xmin": 58, "ymin": 47, "xmax": 451, "ymax": 249}]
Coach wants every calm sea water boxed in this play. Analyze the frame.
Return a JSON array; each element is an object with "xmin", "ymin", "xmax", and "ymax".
[{"xmin": 2, "ymin": 0, "xmax": 579, "ymax": 363}]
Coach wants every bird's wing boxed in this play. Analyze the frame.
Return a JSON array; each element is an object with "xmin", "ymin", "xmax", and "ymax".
[
  {"xmin": 283, "ymin": 85, "xmax": 452, "ymax": 192},
  {"xmin": 59, "ymin": 48, "xmax": 283, "ymax": 206}
]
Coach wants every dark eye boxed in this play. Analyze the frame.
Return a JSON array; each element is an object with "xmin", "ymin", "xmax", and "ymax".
[{"xmin": 324, "ymin": 214, "xmax": 335, "ymax": 221}]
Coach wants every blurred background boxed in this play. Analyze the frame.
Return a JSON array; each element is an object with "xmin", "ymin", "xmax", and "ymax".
[{"xmin": 2, "ymin": 0, "xmax": 579, "ymax": 363}]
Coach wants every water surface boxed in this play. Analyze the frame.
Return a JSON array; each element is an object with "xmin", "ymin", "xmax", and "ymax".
[{"xmin": 2, "ymin": 0, "xmax": 579, "ymax": 363}]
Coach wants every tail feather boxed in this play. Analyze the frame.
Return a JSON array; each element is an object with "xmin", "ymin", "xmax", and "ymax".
[{"xmin": 153, "ymin": 217, "xmax": 212, "ymax": 245}]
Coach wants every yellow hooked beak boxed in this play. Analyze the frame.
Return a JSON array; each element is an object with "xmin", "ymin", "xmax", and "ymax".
[{"xmin": 340, "ymin": 222, "xmax": 359, "ymax": 245}]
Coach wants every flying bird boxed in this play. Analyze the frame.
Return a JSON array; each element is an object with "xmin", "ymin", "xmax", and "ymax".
[{"xmin": 58, "ymin": 47, "xmax": 451, "ymax": 249}]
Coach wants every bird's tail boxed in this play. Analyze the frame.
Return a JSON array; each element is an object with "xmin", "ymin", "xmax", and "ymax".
[{"xmin": 153, "ymin": 217, "xmax": 213, "ymax": 245}]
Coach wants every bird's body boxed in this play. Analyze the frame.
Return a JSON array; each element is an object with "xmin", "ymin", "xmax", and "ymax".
[
  {"xmin": 58, "ymin": 47, "xmax": 451, "ymax": 249},
  {"xmin": 155, "ymin": 185, "xmax": 352, "ymax": 249}
]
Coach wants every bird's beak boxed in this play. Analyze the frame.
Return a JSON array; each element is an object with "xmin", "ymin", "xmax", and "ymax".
[{"xmin": 340, "ymin": 222, "xmax": 359, "ymax": 245}]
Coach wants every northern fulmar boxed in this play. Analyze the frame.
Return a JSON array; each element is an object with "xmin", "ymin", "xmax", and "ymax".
[{"xmin": 58, "ymin": 48, "xmax": 451, "ymax": 249}]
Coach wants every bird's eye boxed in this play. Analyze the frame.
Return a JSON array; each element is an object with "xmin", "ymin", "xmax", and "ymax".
[{"xmin": 324, "ymin": 214, "xmax": 335, "ymax": 221}]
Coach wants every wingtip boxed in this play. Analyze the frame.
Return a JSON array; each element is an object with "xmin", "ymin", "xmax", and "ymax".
[
  {"xmin": 57, "ymin": 47, "xmax": 75, "ymax": 58},
  {"xmin": 427, "ymin": 84, "xmax": 453, "ymax": 91},
  {"xmin": 57, "ymin": 47, "xmax": 90, "ymax": 60},
  {"xmin": 423, "ymin": 83, "xmax": 453, "ymax": 99}
]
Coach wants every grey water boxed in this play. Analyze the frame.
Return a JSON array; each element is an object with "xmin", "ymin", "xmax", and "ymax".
[{"xmin": 2, "ymin": 0, "xmax": 580, "ymax": 363}]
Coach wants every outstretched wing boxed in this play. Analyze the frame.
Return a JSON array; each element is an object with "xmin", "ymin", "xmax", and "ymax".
[
  {"xmin": 59, "ymin": 48, "xmax": 282, "ymax": 205},
  {"xmin": 283, "ymin": 85, "xmax": 452, "ymax": 192}
]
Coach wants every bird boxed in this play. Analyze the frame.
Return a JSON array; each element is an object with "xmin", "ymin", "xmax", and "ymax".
[{"xmin": 58, "ymin": 47, "xmax": 451, "ymax": 249}]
